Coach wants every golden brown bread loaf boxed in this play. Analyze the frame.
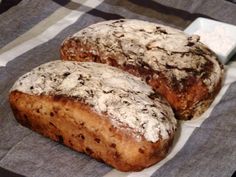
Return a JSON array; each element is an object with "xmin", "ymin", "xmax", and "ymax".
[
  {"xmin": 9, "ymin": 60, "xmax": 177, "ymax": 172},
  {"xmin": 60, "ymin": 19, "xmax": 224, "ymax": 120}
]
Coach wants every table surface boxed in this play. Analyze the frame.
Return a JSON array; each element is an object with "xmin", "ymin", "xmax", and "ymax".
[{"xmin": 0, "ymin": 1, "xmax": 236, "ymax": 177}]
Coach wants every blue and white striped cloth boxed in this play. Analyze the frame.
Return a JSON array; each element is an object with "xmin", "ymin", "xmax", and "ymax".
[{"xmin": 0, "ymin": 1, "xmax": 235, "ymax": 177}]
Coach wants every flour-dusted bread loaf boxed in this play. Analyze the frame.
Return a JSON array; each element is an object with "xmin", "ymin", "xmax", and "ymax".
[
  {"xmin": 9, "ymin": 60, "xmax": 177, "ymax": 171},
  {"xmin": 60, "ymin": 19, "xmax": 224, "ymax": 120}
]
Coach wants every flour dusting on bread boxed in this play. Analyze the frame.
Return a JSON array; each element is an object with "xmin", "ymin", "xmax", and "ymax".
[
  {"xmin": 11, "ymin": 60, "xmax": 176, "ymax": 142},
  {"xmin": 70, "ymin": 19, "xmax": 223, "ymax": 92}
]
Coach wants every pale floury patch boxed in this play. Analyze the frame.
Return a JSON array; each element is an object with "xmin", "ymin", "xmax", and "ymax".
[{"xmin": 11, "ymin": 60, "xmax": 177, "ymax": 142}]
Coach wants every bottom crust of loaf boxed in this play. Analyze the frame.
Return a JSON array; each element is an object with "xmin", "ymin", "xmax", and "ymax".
[
  {"xmin": 148, "ymin": 76, "xmax": 223, "ymax": 120},
  {"xmin": 9, "ymin": 91, "xmax": 175, "ymax": 172}
]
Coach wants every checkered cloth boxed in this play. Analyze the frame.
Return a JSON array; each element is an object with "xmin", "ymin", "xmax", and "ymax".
[{"xmin": 0, "ymin": 1, "xmax": 236, "ymax": 177}]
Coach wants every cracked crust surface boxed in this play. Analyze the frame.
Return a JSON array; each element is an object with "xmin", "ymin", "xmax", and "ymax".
[
  {"xmin": 10, "ymin": 60, "xmax": 176, "ymax": 143},
  {"xmin": 60, "ymin": 19, "xmax": 224, "ymax": 120},
  {"xmin": 9, "ymin": 60, "xmax": 176, "ymax": 171}
]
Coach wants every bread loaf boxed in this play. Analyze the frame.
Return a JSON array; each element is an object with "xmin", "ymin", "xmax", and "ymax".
[
  {"xmin": 9, "ymin": 60, "xmax": 177, "ymax": 171},
  {"xmin": 60, "ymin": 19, "xmax": 224, "ymax": 120}
]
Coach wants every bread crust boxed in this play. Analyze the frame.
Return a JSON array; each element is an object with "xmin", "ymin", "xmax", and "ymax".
[
  {"xmin": 60, "ymin": 19, "xmax": 224, "ymax": 120},
  {"xmin": 9, "ymin": 91, "xmax": 174, "ymax": 171}
]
